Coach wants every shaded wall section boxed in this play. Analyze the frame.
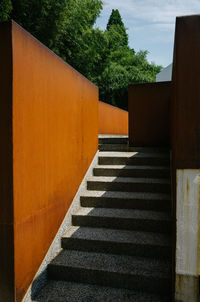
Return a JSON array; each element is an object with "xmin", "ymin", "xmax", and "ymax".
[
  {"xmin": 171, "ymin": 15, "xmax": 200, "ymax": 301},
  {"xmin": 99, "ymin": 101, "xmax": 128, "ymax": 135},
  {"xmin": 0, "ymin": 22, "xmax": 15, "ymax": 302},
  {"xmin": 129, "ymin": 82, "xmax": 172, "ymax": 147},
  {"xmin": 0, "ymin": 21, "xmax": 98, "ymax": 302},
  {"xmin": 172, "ymin": 15, "xmax": 200, "ymax": 169}
]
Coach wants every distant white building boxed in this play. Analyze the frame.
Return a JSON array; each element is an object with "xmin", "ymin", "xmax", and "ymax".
[{"xmin": 156, "ymin": 63, "xmax": 172, "ymax": 82}]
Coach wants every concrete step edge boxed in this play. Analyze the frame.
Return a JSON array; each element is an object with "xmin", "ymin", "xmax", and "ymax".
[{"xmin": 62, "ymin": 226, "xmax": 171, "ymax": 247}]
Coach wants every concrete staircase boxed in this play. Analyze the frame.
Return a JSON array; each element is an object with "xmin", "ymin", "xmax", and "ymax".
[{"xmin": 35, "ymin": 136, "xmax": 172, "ymax": 302}]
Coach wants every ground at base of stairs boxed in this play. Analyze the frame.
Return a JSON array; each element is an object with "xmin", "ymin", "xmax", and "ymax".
[{"xmin": 34, "ymin": 280, "xmax": 171, "ymax": 302}]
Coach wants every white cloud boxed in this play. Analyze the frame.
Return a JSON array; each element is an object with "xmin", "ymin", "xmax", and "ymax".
[
  {"xmin": 102, "ymin": 0, "xmax": 200, "ymax": 25},
  {"xmin": 96, "ymin": 0, "xmax": 200, "ymax": 66}
]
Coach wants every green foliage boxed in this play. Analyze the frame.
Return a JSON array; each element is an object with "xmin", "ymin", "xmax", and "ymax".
[
  {"xmin": 107, "ymin": 9, "xmax": 124, "ymax": 29},
  {"xmin": 96, "ymin": 47, "xmax": 161, "ymax": 109},
  {"xmin": 106, "ymin": 9, "xmax": 128, "ymax": 47},
  {"xmin": 0, "ymin": 0, "xmax": 12, "ymax": 22},
  {"xmin": 0, "ymin": 1, "xmax": 162, "ymax": 110},
  {"xmin": 52, "ymin": 0, "xmax": 103, "ymax": 69}
]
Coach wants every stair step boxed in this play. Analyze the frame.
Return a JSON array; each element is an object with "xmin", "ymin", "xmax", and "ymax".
[
  {"xmin": 98, "ymin": 151, "xmax": 170, "ymax": 166},
  {"xmin": 87, "ymin": 176, "xmax": 171, "ymax": 193},
  {"xmin": 99, "ymin": 135, "xmax": 128, "ymax": 145},
  {"xmin": 99, "ymin": 144, "xmax": 169, "ymax": 152},
  {"xmin": 80, "ymin": 191, "xmax": 171, "ymax": 211},
  {"xmin": 48, "ymin": 250, "xmax": 171, "ymax": 294},
  {"xmin": 93, "ymin": 164, "xmax": 170, "ymax": 178},
  {"xmin": 34, "ymin": 280, "xmax": 171, "ymax": 302},
  {"xmin": 72, "ymin": 207, "xmax": 171, "ymax": 233},
  {"xmin": 62, "ymin": 226, "xmax": 171, "ymax": 259}
]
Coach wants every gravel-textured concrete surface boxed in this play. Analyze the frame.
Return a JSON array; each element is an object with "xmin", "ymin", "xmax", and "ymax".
[
  {"xmin": 98, "ymin": 135, "xmax": 128, "ymax": 138},
  {"xmin": 81, "ymin": 190, "xmax": 171, "ymax": 201},
  {"xmin": 80, "ymin": 191, "xmax": 171, "ymax": 212},
  {"xmin": 93, "ymin": 165, "xmax": 170, "ymax": 178},
  {"xmin": 73, "ymin": 207, "xmax": 171, "ymax": 221},
  {"xmin": 62, "ymin": 226, "xmax": 171, "ymax": 246},
  {"xmin": 98, "ymin": 153, "xmax": 170, "ymax": 166},
  {"xmin": 94, "ymin": 164, "xmax": 170, "ymax": 170},
  {"xmin": 72, "ymin": 207, "xmax": 171, "ymax": 233},
  {"xmin": 98, "ymin": 144, "xmax": 170, "ymax": 153},
  {"xmin": 98, "ymin": 136, "xmax": 128, "ymax": 145},
  {"xmin": 49, "ymin": 250, "xmax": 171, "ymax": 278},
  {"xmin": 34, "ymin": 280, "xmax": 171, "ymax": 302},
  {"xmin": 98, "ymin": 151, "xmax": 169, "ymax": 158},
  {"xmin": 87, "ymin": 176, "xmax": 171, "ymax": 193},
  {"xmin": 33, "ymin": 146, "xmax": 172, "ymax": 300},
  {"xmin": 61, "ymin": 226, "xmax": 171, "ymax": 258},
  {"xmin": 87, "ymin": 176, "xmax": 171, "ymax": 184}
]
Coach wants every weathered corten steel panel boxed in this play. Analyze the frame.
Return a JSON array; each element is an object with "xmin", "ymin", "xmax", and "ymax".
[
  {"xmin": 172, "ymin": 15, "xmax": 200, "ymax": 169},
  {"xmin": 0, "ymin": 22, "xmax": 15, "ymax": 302},
  {"xmin": 171, "ymin": 15, "xmax": 200, "ymax": 301},
  {"xmin": 129, "ymin": 82, "xmax": 172, "ymax": 147},
  {"xmin": 99, "ymin": 101, "xmax": 128, "ymax": 135},
  {"xmin": 0, "ymin": 20, "xmax": 98, "ymax": 302}
]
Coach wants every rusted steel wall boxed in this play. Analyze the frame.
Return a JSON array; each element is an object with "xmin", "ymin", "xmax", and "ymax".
[
  {"xmin": 172, "ymin": 15, "xmax": 200, "ymax": 169},
  {"xmin": 171, "ymin": 15, "xmax": 200, "ymax": 301},
  {"xmin": 99, "ymin": 101, "xmax": 128, "ymax": 135},
  {"xmin": 0, "ymin": 21, "xmax": 98, "ymax": 302},
  {"xmin": 129, "ymin": 82, "xmax": 172, "ymax": 147}
]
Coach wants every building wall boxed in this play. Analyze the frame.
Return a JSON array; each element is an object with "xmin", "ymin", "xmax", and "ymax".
[{"xmin": 156, "ymin": 64, "xmax": 172, "ymax": 82}]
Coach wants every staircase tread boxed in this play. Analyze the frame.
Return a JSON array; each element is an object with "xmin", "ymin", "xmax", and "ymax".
[
  {"xmin": 99, "ymin": 151, "xmax": 169, "ymax": 158},
  {"xmin": 94, "ymin": 164, "xmax": 170, "ymax": 170},
  {"xmin": 49, "ymin": 250, "xmax": 171, "ymax": 278},
  {"xmin": 99, "ymin": 135, "xmax": 128, "ymax": 138},
  {"xmin": 73, "ymin": 207, "xmax": 171, "ymax": 221},
  {"xmin": 62, "ymin": 226, "xmax": 171, "ymax": 246},
  {"xmin": 88, "ymin": 176, "xmax": 171, "ymax": 184},
  {"xmin": 81, "ymin": 190, "xmax": 171, "ymax": 200},
  {"xmin": 34, "ymin": 280, "xmax": 171, "ymax": 302}
]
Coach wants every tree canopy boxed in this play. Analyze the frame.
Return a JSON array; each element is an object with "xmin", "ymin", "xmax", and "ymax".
[{"xmin": 1, "ymin": 1, "xmax": 162, "ymax": 110}]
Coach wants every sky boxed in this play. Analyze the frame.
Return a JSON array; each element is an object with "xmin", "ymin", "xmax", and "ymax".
[{"xmin": 95, "ymin": 0, "xmax": 200, "ymax": 67}]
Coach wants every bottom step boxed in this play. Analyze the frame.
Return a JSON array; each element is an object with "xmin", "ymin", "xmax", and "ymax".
[
  {"xmin": 34, "ymin": 280, "xmax": 171, "ymax": 302},
  {"xmin": 48, "ymin": 250, "xmax": 171, "ymax": 295}
]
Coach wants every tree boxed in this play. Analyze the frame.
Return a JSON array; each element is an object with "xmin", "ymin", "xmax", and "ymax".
[
  {"xmin": 53, "ymin": 0, "xmax": 103, "ymax": 69},
  {"xmin": 10, "ymin": 0, "xmax": 68, "ymax": 51},
  {"xmin": 97, "ymin": 47, "xmax": 162, "ymax": 109},
  {"xmin": 10, "ymin": 0, "xmax": 103, "ymax": 59},
  {"xmin": 0, "ymin": 0, "xmax": 12, "ymax": 22},
  {"xmin": 106, "ymin": 9, "xmax": 128, "ymax": 47},
  {"xmin": 107, "ymin": 9, "xmax": 125, "ymax": 29},
  {"xmin": 0, "ymin": 2, "xmax": 162, "ymax": 110}
]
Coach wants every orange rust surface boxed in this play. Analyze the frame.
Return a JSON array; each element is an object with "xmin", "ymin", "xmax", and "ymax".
[
  {"xmin": 99, "ymin": 101, "xmax": 128, "ymax": 135},
  {"xmin": 129, "ymin": 82, "xmax": 172, "ymax": 147},
  {"xmin": 10, "ymin": 21, "xmax": 98, "ymax": 301}
]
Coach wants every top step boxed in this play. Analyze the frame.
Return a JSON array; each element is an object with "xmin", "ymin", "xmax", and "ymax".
[
  {"xmin": 98, "ymin": 135, "xmax": 170, "ymax": 152},
  {"xmin": 99, "ymin": 135, "xmax": 128, "ymax": 145}
]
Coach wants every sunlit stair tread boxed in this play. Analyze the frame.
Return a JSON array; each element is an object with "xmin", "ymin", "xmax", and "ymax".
[
  {"xmin": 98, "ymin": 151, "xmax": 169, "ymax": 158},
  {"xmin": 62, "ymin": 226, "xmax": 171, "ymax": 247},
  {"xmin": 87, "ymin": 176, "xmax": 170, "ymax": 184},
  {"xmin": 81, "ymin": 190, "xmax": 171, "ymax": 200},
  {"xmin": 94, "ymin": 164, "xmax": 170, "ymax": 170},
  {"xmin": 73, "ymin": 207, "xmax": 171, "ymax": 221}
]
